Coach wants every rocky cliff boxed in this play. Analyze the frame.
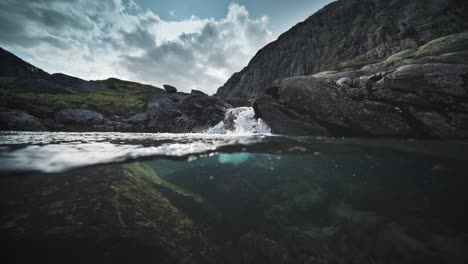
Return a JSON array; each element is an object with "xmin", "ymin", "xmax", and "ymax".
[
  {"xmin": 216, "ymin": 0, "xmax": 468, "ymax": 99},
  {"xmin": 253, "ymin": 33, "xmax": 468, "ymax": 138}
]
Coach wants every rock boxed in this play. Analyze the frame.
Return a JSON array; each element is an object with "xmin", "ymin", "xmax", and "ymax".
[
  {"xmin": 190, "ymin": 89, "xmax": 206, "ymax": 95},
  {"xmin": 253, "ymin": 94, "xmax": 328, "ymax": 136},
  {"xmin": 0, "ymin": 109, "xmax": 46, "ymax": 131},
  {"xmin": 146, "ymin": 93, "xmax": 231, "ymax": 133},
  {"xmin": 163, "ymin": 84, "xmax": 178, "ymax": 93},
  {"xmin": 112, "ymin": 122, "xmax": 136, "ymax": 132},
  {"xmin": 126, "ymin": 112, "xmax": 148, "ymax": 125},
  {"xmin": 92, "ymin": 124, "xmax": 113, "ymax": 132},
  {"xmin": 55, "ymin": 109, "xmax": 104, "ymax": 126},
  {"xmin": 216, "ymin": 0, "xmax": 468, "ymax": 99},
  {"xmin": 178, "ymin": 94, "xmax": 232, "ymax": 132},
  {"xmin": 146, "ymin": 94, "xmax": 185, "ymax": 132},
  {"xmin": 0, "ymin": 163, "xmax": 208, "ymax": 263},
  {"xmin": 224, "ymin": 97, "xmax": 251, "ymax": 107},
  {"xmin": 336, "ymin": 77, "xmax": 352, "ymax": 87},
  {"xmin": 253, "ymin": 62, "xmax": 468, "ymax": 138}
]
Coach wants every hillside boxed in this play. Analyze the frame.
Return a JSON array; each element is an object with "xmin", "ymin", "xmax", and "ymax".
[{"xmin": 216, "ymin": 0, "xmax": 468, "ymax": 99}]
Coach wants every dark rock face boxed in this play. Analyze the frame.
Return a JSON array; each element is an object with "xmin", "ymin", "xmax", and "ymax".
[
  {"xmin": 55, "ymin": 109, "xmax": 104, "ymax": 126},
  {"xmin": 254, "ymin": 63, "xmax": 468, "ymax": 138},
  {"xmin": 0, "ymin": 109, "xmax": 47, "ymax": 131},
  {"xmin": 217, "ymin": 0, "xmax": 468, "ymax": 99},
  {"xmin": 223, "ymin": 97, "xmax": 252, "ymax": 107},
  {"xmin": 146, "ymin": 93, "xmax": 232, "ymax": 133},
  {"xmin": 163, "ymin": 84, "xmax": 178, "ymax": 93}
]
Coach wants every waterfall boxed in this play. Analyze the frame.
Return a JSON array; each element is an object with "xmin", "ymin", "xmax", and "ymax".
[{"xmin": 205, "ymin": 107, "xmax": 271, "ymax": 134}]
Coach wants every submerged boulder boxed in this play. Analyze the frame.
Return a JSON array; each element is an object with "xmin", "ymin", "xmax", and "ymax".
[{"xmin": 1, "ymin": 163, "xmax": 208, "ymax": 263}]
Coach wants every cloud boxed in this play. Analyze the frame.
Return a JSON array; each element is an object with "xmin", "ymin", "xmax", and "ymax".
[{"xmin": 0, "ymin": 0, "xmax": 273, "ymax": 94}]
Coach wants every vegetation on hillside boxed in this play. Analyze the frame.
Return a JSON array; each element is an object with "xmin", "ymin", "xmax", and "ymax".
[{"xmin": 0, "ymin": 78, "xmax": 166, "ymax": 117}]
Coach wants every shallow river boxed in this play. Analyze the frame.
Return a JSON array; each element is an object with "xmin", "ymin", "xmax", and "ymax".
[{"xmin": 1, "ymin": 131, "xmax": 468, "ymax": 264}]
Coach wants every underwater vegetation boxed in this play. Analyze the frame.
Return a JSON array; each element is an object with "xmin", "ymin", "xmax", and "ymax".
[{"xmin": 2, "ymin": 150, "xmax": 468, "ymax": 264}]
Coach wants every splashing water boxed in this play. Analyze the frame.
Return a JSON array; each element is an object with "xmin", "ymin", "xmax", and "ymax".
[{"xmin": 206, "ymin": 107, "xmax": 271, "ymax": 134}]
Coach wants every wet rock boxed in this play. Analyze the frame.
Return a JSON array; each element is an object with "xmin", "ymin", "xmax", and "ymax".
[
  {"xmin": 55, "ymin": 109, "xmax": 104, "ymax": 126},
  {"xmin": 112, "ymin": 122, "xmax": 136, "ymax": 132},
  {"xmin": 0, "ymin": 109, "xmax": 46, "ymax": 131},
  {"xmin": 92, "ymin": 124, "xmax": 113, "ymax": 132},
  {"xmin": 0, "ymin": 163, "xmax": 208, "ymax": 264},
  {"xmin": 163, "ymin": 84, "xmax": 177, "ymax": 93}
]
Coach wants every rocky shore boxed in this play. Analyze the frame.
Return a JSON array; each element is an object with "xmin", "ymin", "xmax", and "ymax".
[
  {"xmin": 1, "ymin": 0, "xmax": 468, "ymax": 139},
  {"xmin": 253, "ymin": 33, "xmax": 468, "ymax": 138}
]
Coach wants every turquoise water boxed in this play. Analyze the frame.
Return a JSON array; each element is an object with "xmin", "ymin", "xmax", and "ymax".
[{"xmin": 1, "ymin": 132, "xmax": 468, "ymax": 263}]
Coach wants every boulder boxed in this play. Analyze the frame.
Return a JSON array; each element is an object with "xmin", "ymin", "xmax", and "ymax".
[
  {"xmin": 1, "ymin": 163, "xmax": 208, "ymax": 263},
  {"xmin": 126, "ymin": 112, "xmax": 148, "ymax": 125},
  {"xmin": 146, "ymin": 93, "xmax": 231, "ymax": 133},
  {"xmin": 253, "ymin": 63, "xmax": 468, "ymax": 138},
  {"xmin": 146, "ymin": 94, "xmax": 184, "ymax": 132},
  {"xmin": 190, "ymin": 89, "xmax": 206, "ymax": 95},
  {"xmin": 0, "ymin": 109, "xmax": 46, "ymax": 131},
  {"xmin": 55, "ymin": 109, "xmax": 104, "ymax": 126},
  {"xmin": 163, "ymin": 84, "xmax": 178, "ymax": 93}
]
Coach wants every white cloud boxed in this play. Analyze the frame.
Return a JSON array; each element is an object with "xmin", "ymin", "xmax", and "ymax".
[{"xmin": 0, "ymin": 0, "xmax": 273, "ymax": 94}]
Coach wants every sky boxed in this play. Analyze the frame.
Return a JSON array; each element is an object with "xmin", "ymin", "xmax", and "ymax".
[{"xmin": 0, "ymin": 0, "xmax": 334, "ymax": 94}]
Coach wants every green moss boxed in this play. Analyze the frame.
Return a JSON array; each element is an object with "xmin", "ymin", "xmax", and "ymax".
[
  {"xmin": 125, "ymin": 163, "xmax": 205, "ymax": 204},
  {"xmin": 384, "ymin": 49, "xmax": 417, "ymax": 62},
  {"xmin": 109, "ymin": 163, "xmax": 200, "ymax": 252},
  {"xmin": 312, "ymin": 70, "xmax": 339, "ymax": 77},
  {"xmin": 329, "ymin": 59, "xmax": 381, "ymax": 71},
  {"xmin": 52, "ymin": 100, "xmax": 71, "ymax": 110},
  {"xmin": 411, "ymin": 32, "xmax": 468, "ymax": 58}
]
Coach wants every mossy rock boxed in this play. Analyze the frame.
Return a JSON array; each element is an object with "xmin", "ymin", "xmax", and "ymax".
[
  {"xmin": 311, "ymin": 70, "xmax": 339, "ymax": 78},
  {"xmin": 411, "ymin": 32, "xmax": 468, "ymax": 58},
  {"xmin": 0, "ymin": 163, "xmax": 208, "ymax": 263},
  {"xmin": 383, "ymin": 49, "xmax": 417, "ymax": 62}
]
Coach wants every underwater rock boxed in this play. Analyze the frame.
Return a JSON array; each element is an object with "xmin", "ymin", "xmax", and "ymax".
[{"xmin": 0, "ymin": 163, "xmax": 209, "ymax": 263}]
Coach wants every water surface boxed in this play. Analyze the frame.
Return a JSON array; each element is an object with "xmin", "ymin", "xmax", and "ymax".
[{"xmin": 1, "ymin": 131, "xmax": 468, "ymax": 264}]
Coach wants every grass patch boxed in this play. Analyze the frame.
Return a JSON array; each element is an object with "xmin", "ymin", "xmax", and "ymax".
[{"xmin": 13, "ymin": 90, "xmax": 147, "ymax": 117}]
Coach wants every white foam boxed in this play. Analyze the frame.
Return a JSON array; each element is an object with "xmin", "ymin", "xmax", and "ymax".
[{"xmin": 205, "ymin": 107, "xmax": 271, "ymax": 135}]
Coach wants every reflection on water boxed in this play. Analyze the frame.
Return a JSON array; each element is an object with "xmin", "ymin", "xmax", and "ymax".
[{"xmin": 1, "ymin": 131, "xmax": 468, "ymax": 263}]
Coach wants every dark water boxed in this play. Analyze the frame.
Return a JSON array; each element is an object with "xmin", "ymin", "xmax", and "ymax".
[{"xmin": 1, "ymin": 132, "xmax": 468, "ymax": 264}]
